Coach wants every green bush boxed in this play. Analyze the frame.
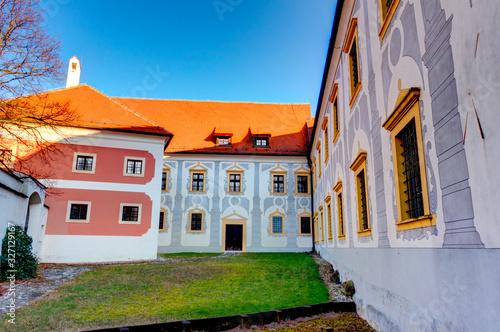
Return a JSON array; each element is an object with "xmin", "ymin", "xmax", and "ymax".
[{"xmin": 1, "ymin": 225, "xmax": 38, "ymax": 281}]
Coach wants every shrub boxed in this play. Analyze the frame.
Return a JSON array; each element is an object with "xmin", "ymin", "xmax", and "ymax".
[
  {"xmin": 342, "ymin": 280, "xmax": 355, "ymax": 298},
  {"xmin": 0, "ymin": 225, "xmax": 38, "ymax": 281}
]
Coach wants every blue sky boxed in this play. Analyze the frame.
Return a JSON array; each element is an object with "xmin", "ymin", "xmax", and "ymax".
[{"xmin": 43, "ymin": 0, "xmax": 336, "ymax": 116}]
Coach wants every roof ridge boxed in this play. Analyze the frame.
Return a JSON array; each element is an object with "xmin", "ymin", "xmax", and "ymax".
[{"xmin": 114, "ymin": 96, "xmax": 310, "ymax": 106}]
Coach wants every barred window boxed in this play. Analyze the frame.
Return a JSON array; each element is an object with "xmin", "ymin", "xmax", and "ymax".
[
  {"xmin": 396, "ymin": 119, "xmax": 424, "ymax": 219},
  {"xmin": 122, "ymin": 206, "xmax": 139, "ymax": 222},
  {"xmin": 159, "ymin": 211, "xmax": 166, "ymax": 230},
  {"xmin": 357, "ymin": 170, "xmax": 369, "ymax": 231},
  {"xmin": 191, "ymin": 213, "xmax": 202, "ymax": 231},
  {"xmin": 337, "ymin": 192, "xmax": 344, "ymax": 236},
  {"xmin": 70, "ymin": 204, "xmax": 88, "ymax": 220},
  {"xmin": 272, "ymin": 216, "xmax": 283, "ymax": 234}
]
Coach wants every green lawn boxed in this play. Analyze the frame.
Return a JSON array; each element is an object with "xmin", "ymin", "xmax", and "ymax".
[
  {"xmin": 161, "ymin": 252, "xmax": 221, "ymax": 261},
  {"xmin": 4, "ymin": 253, "xmax": 329, "ymax": 331}
]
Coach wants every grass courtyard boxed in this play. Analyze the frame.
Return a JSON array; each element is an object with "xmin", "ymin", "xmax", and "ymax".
[{"xmin": 3, "ymin": 253, "xmax": 330, "ymax": 331}]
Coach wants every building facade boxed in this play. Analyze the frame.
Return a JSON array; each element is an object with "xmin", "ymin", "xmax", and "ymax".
[{"xmin": 309, "ymin": 0, "xmax": 500, "ymax": 330}]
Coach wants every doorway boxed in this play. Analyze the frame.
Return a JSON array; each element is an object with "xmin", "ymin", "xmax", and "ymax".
[{"xmin": 225, "ymin": 225, "xmax": 243, "ymax": 251}]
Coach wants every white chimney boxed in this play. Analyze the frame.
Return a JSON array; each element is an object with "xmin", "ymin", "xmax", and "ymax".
[{"xmin": 66, "ymin": 56, "xmax": 81, "ymax": 88}]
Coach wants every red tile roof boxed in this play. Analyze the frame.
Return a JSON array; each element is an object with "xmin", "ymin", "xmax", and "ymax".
[
  {"xmin": 114, "ymin": 98, "xmax": 311, "ymax": 155},
  {"xmin": 11, "ymin": 85, "xmax": 172, "ymax": 137}
]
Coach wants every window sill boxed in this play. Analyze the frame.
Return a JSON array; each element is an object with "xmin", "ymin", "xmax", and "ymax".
[
  {"xmin": 187, "ymin": 230, "xmax": 206, "ymax": 233},
  {"xmin": 159, "ymin": 229, "xmax": 168, "ymax": 232},
  {"xmin": 294, "ymin": 192, "xmax": 310, "ymax": 195},
  {"xmin": 271, "ymin": 192, "xmax": 288, "ymax": 195},
  {"xmin": 66, "ymin": 219, "xmax": 90, "ymax": 224},
  {"xmin": 269, "ymin": 233, "xmax": 287, "ymax": 236},
  {"xmin": 349, "ymin": 82, "xmax": 362, "ymax": 107},
  {"xmin": 119, "ymin": 221, "xmax": 141, "ymax": 225},
  {"xmin": 72, "ymin": 169, "xmax": 95, "ymax": 174},
  {"xmin": 297, "ymin": 233, "xmax": 312, "ymax": 236},
  {"xmin": 226, "ymin": 191, "xmax": 244, "ymax": 194},
  {"xmin": 188, "ymin": 190, "xmax": 207, "ymax": 194},
  {"xmin": 396, "ymin": 214, "xmax": 436, "ymax": 231},
  {"xmin": 338, "ymin": 234, "xmax": 346, "ymax": 240},
  {"xmin": 161, "ymin": 190, "xmax": 170, "ymax": 193},
  {"xmin": 357, "ymin": 228, "xmax": 372, "ymax": 237},
  {"xmin": 328, "ymin": 237, "xmax": 333, "ymax": 242}
]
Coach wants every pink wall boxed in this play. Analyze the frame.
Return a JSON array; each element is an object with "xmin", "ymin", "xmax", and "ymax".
[
  {"xmin": 18, "ymin": 143, "xmax": 156, "ymax": 184},
  {"xmin": 45, "ymin": 188, "xmax": 153, "ymax": 236}
]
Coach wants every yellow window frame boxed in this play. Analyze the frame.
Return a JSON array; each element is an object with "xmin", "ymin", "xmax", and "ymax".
[
  {"xmin": 382, "ymin": 87, "xmax": 435, "ymax": 231},
  {"xmin": 343, "ymin": 18, "xmax": 362, "ymax": 107},
  {"xmin": 350, "ymin": 150, "xmax": 372, "ymax": 236}
]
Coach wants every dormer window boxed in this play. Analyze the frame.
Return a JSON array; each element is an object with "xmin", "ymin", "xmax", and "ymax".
[
  {"xmin": 216, "ymin": 136, "xmax": 231, "ymax": 146},
  {"xmin": 253, "ymin": 137, "xmax": 269, "ymax": 147}
]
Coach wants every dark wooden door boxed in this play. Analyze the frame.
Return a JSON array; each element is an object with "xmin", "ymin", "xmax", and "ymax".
[{"xmin": 225, "ymin": 225, "xmax": 243, "ymax": 251}]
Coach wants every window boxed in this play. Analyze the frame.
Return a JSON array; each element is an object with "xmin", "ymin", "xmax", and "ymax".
[
  {"xmin": 270, "ymin": 165, "xmax": 287, "ymax": 194},
  {"xmin": 316, "ymin": 141, "xmax": 322, "ymax": 178},
  {"xmin": 383, "ymin": 87, "xmax": 434, "ymax": 231},
  {"xmin": 66, "ymin": 201, "xmax": 91, "ymax": 223},
  {"xmin": 188, "ymin": 207, "xmax": 205, "ymax": 232},
  {"xmin": 294, "ymin": 167, "xmax": 310, "ymax": 194},
  {"xmin": 253, "ymin": 137, "xmax": 269, "ymax": 147},
  {"xmin": 127, "ymin": 160, "xmax": 142, "ymax": 174},
  {"xmin": 216, "ymin": 136, "xmax": 231, "ymax": 146},
  {"xmin": 312, "ymin": 157, "xmax": 317, "ymax": 189},
  {"xmin": 159, "ymin": 209, "xmax": 167, "ymax": 231},
  {"xmin": 322, "ymin": 118, "xmax": 329, "ymax": 163},
  {"xmin": 189, "ymin": 163, "xmax": 208, "ymax": 193},
  {"xmin": 314, "ymin": 213, "xmax": 319, "ymax": 243},
  {"xmin": 298, "ymin": 212, "xmax": 312, "ymax": 235},
  {"xmin": 343, "ymin": 18, "xmax": 361, "ymax": 107},
  {"xmin": 297, "ymin": 175, "xmax": 309, "ymax": 193},
  {"xmin": 192, "ymin": 173, "xmax": 204, "ymax": 191},
  {"xmin": 325, "ymin": 196, "xmax": 333, "ymax": 241},
  {"xmin": 350, "ymin": 150, "xmax": 371, "ymax": 236},
  {"xmin": 123, "ymin": 156, "xmax": 145, "ymax": 177},
  {"xmin": 378, "ymin": 0, "xmax": 400, "ymax": 40},
  {"xmin": 228, "ymin": 173, "xmax": 242, "ymax": 192},
  {"xmin": 273, "ymin": 175, "xmax": 285, "ymax": 193},
  {"xmin": 334, "ymin": 180, "xmax": 345, "ymax": 239},
  {"xmin": 319, "ymin": 205, "xmax": 324, "ymax": 242},
  {"xmin": 330, "ymin": 83, "xmax": 340, "ymax": 144},
  {"xmin": 161, "ymin": 168, "xmax": 169, "ymax": 191},
  {"xmin": 72, "ymin": 152, "xmax": 96, "ymax": 174},
  {"xmin": 191, "ymin": 213, "xmax": 203, "ymax": 231},
  {"xmin": 119, "ymin": 203, "xmax": 142, "ymax": 224},
  {"xmin": 270, "ymin": 210, "xmax": 285, "ymax": 235}
]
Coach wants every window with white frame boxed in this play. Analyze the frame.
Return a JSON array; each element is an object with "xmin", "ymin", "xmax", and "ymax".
[
  {"xmin": 72, "ymin": 152, "xmax": 96, "ymax": 174},
  {"xmin": 119, "ymin": 203, "xmax": 142, "ymax": 224},
  {"xmin": 123, "ymin": 157, "xmax": 145, "ymax": 177},
  {"xmin": 66, "ymin": 201, "xmax": 91, "ymax": 223}
]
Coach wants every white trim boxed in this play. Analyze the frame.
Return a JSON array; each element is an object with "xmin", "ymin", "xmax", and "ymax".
[
  {"xmin": 123, "ymin": 156, "xmax": 146, "ymax": 177},
  {"xmin": 72, "ymin": 152, "xmax": 97, "ymax": 174},
  {"xmin": 66, "ymin": 201, "xmax": 92, "ymax": 223},
  {"xmin": 119, "ymin": 203, "xmax": 142, "ymax": 224}
]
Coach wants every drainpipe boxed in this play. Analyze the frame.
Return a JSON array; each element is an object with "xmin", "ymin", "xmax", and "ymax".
[{"xmin": 307, "ymin": 155, "xmax": 315, "ymax": 253}]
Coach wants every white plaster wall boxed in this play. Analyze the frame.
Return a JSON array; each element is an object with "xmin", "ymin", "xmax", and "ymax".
[
  {"xmin": 42, "ymin": 231, "xmax": 158, "ymax": 263},
  {"xmin": 442, "ymin": 0, "xmax": 500, "ymax": 248},
  {"xmin": 0, "ymin": 173, "xmax": 27, "ymax": 241}
]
